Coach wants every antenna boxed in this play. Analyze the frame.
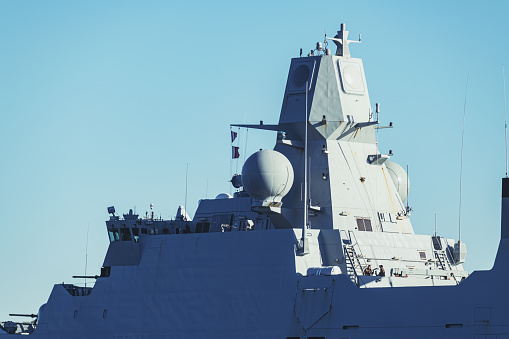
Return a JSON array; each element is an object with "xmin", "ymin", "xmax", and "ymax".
[
  {"xmin": 405, "ymin": 165, "xmax": 409, "ymax": 212},
  {"xmin": 185, "ymin": 163, "xmax": 189, "ymax": 214},
  {"xmin": 504, "ymin": 65, "xmax": 508, "ymax": 177},
  {"xmin": 434, "ymin": 213, "xmax": 437, "ymax": 237},
  {"xmin": 243, "ymin": 128, "xmax": 249, "ymax": 164},
  {"xmin": 235, "ymin": 127, "xmax": 240, "ymax": 176},
  {"xmin": 84, "ymin": 223, "xmax": 89, "ymax": 288},
  {"xmin": 459, "ymin": 73, "xmax": 469, "ymax": 241}
]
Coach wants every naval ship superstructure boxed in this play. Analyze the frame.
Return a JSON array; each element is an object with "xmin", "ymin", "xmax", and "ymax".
[{"xmin": 3, "ymin": 23, "xmax": 509, "ymax": 338}]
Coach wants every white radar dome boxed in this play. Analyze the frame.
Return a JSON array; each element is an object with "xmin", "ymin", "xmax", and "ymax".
[
  {"xmin": 215, "ymin": 193, "xmax": 233, "ymax": 199},
  {"xmin": 385, "ymin": 160, "xmax": 410, "ymax": 202},
  {"xmin": 241, "ymin": 150, "xmax": 294, "ymax": 202}
]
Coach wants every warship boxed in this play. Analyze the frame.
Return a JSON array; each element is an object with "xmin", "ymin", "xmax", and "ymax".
[{"xmin": 2, "ymin": 23, "xmax": 508, "ymax": 338}]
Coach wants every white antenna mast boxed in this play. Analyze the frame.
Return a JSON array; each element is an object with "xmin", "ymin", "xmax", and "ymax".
[
  {"xmin": 504, "ymin": 65, "xmax": 508, "ymax": 178},
  {"xmin": 459, "ymin": 73, "xmax": 469, "ymax": 242}
]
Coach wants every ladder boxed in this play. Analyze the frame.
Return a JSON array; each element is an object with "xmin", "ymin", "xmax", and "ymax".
[
  {"xmin": 341, "ymin": 230, "xmax": 369, "ymax": 286},
  {"xmin": 435, "ymin": 250, "xmax": 452, "ymax": 271},
  {"xmin": 345, "ymin": 245, "xmax": 367, "ymax": 275},
  {"xmin": 434, "ymin": 248, "xmax": 459, "ymax": 284}
]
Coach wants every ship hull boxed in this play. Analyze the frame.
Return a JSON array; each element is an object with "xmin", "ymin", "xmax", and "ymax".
[{"xmin": 31, "ymin": 230, "xmax": 509, "ymax": 338}]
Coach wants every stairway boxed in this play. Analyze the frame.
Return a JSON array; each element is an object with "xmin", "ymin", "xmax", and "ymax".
[
  {"xmin": 344, "ymin": 245, "xmax": 368, "ymax": 285},
  {"xmin": 435, "ymin": 250, "xmax": 452, "ymax": 271}
]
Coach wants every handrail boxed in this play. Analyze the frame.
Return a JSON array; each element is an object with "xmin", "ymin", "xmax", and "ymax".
[
  {"xmin": 443, "ymin": 241, "xmax": 460, "ymax": 284},
  {"xmin": 343, "ymin": 244, "xmax": 359, "ymax": 286},
  {"xmin": 430, "ymin": 236, "xmax": 460, "ymax": 285},
  {"xmin": 348, "ymin": 230, "xmax": 367, "ymax": 264},
  {"xmin": 340, "ymin": 230, "xmax": 370, "ymax": 286}
]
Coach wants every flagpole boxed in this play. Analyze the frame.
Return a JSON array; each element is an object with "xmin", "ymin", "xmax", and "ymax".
[{"xmin": 229, "ymin": 127, "xmax": 233, "ymax": 195}]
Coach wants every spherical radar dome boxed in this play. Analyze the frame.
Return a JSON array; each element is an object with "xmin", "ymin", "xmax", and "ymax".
[
  {"xmin": 241, "ymin": 150, "xmax": 294, "ymax": 202},
  {"xmin": 385, "ymin": 160, "xmax": 410, "ymax": 202}
]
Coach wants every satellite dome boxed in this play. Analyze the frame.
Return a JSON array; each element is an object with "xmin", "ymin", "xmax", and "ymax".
[
  {"xmin": 385, "ymin": 160, "xmax": 410, "ymax": 202},
  {"xmin": 215, "ymin": 193, "xmax": 233, "ymax": 199},
  {"xmin": 241, "ymin": 150, "xmax": 294, "ymax": 202}
]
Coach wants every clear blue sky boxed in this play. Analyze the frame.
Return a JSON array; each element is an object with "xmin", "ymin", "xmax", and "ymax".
[{"xmin": 1, "ymin": 0, "xmax": 508, "ymax": 320}]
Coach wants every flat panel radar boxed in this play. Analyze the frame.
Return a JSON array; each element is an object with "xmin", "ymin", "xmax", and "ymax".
[
  {"xmin": 288, "ymin": 61, "xmax": 316, "ymax": 93},
  {"xmin": 339, "ymin": 61, "xmax": 366, "ymax": 94}
]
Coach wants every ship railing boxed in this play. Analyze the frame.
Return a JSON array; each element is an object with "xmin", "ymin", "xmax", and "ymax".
[
  {"xmin": 348, "ymin": 231, "xmax": 367, "ymax": 263},
  {"xmin": 443, "ymin": 241, "xmax": 463, "ymax": 284}
]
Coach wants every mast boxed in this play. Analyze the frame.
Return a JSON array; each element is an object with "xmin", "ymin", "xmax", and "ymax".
[{"xmin": 300, "ymin": 81, "xmax": 309, "ymax": 254}]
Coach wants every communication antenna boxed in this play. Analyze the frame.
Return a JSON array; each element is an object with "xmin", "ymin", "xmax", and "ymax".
[
  {"xmin": 458, "ymin": 73, "xmax": 469, "ymax": 241},
  {"xmin": 84, "ymin": 223, "xmax": 89, "ymax": 288},
  {"xmin": 406, "ymin": 165, "xmax": 410, "ymax": 214},
  {"xmin": 503, "ymin": 65, "xmax": 508, "ymax": 177},
  {"xmin": 235, "ymin": 126, "xmax": 240, "ymax": 175},
  {"xmin": 243, "ymin": 128, "xmax": 249, "ymax": 164},
  {"xmin": 185, "ymin": 163, "xmax": 189, "ymax": 214},
  {"xmin": 434, "ymin": 213, "xmax": 437, "ymax": 237}
]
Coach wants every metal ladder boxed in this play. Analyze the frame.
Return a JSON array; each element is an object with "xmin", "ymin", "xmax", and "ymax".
[
  {"xmin": 341, "ymin": 230, "xmax": 368, "ymax": 286},
  {"xmin": 432, "ymin": 237, "xmax": 459, "ymax": 284},
  {"xmin": 435, "ymin": 250, "xmax": 452, "ymax": 271}
]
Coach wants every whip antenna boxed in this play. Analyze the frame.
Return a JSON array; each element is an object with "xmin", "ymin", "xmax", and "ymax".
[
  {"xmin": 185, "ymin": 163, "xmax": 189, "ymax": 213},
  {"xmin": 434, "ymin": 213, "xmax": 437, "ymax": 237},
  {"xmin": 85, "ymin": 223, "xmax": 89, "ymax": 288},
  {"xmin": 406, "ymin": 165, "xmax": 410, "ymax": 214},
  {"xmin": 504, "ymin": 65, "xmax": 508, "ymax": 177},
  {"xmin": 459, "ymin": 73, "xmax": 469, "ymax": 241}
]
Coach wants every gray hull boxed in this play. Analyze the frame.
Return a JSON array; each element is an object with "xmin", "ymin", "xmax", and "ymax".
[{"xmin": 32, "ymin": 229, "xmax": 509, "ymax": 338}]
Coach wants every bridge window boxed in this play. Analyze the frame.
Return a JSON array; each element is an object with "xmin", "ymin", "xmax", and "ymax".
[
  {"xmin": 195, "ymin": 223, "xmax": 210, "ymax": 233},
  {"xmin": 356, "ymin": 218, "xmax": 372, "ymax": 232},
  {"xmin": 119, "ymin": 228, "xmax": 132, "ymax": 241},
  {"xmin": 108, "ymin": 229, "xmax": 120, "ymax": 242},
  {"xmin": 132, "ymin": 228, "xmax": 140, "ymax": 242}
]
